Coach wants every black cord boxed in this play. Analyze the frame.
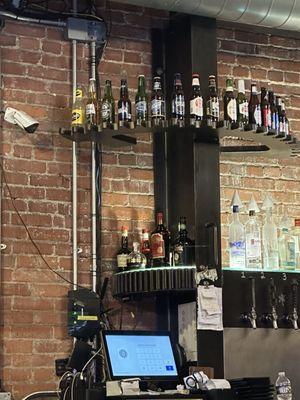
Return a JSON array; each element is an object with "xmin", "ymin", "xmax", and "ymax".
[{"xmin": 0, "ymin": 160, "xmax": 91, "ymax": 290}]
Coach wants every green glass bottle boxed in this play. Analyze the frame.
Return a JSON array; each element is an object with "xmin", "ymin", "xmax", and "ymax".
[
  {"xmin": 135, "ymin": 75, "xmax": 148, "ymax": 126},
  {"xmin": 101, "ymin": 80, "xmax": 115, "ymax": 125}
]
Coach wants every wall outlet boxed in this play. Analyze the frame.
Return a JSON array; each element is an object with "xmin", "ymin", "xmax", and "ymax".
[{"xmin": 0, "ymin": 393, "xmax": 11, "ymax": 400}]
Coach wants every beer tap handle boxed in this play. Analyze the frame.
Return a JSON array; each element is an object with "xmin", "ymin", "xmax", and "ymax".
[
  {"xmin": 250, "ymin": 277, "xmax": 256, "ymax": 310},
  {"xmin": 291, "ymin": 280, "xmax": 298, "ymax": 330}
]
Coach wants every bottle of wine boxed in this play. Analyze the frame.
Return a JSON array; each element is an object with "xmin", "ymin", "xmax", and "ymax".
[
  {"xmin": 248, "ymin": 83, "xmax": 261, "ymax": 131},
  {"xmin": 135, "ymin": 75, "xmax": 148, "ymax": 126},
  {"xmin": 237, "ymin": 79, "xmax": 248, "ymax": 130},
  {"xmin": 171, "ymin": 73, "xmax": 185, "ymax": 121},
  {"xmin": 117, "ymin": 226, "xmax": 131, "ymax": 271},
  {"xmin": 173, "ymin": 217, "xmax": 194, "ymax": 266},
  {"xmin": 206, "ymin": 75, "xmax": 219, "ymax": 129},
  {"xmin": 141, "ymin": 229, "xmax": 151, "ymax": 267},
  {"xmin": 118, "ymin": 79, "xmax": 132, "ymax": 124},
  {"xmin": 190, "ymin": 73, "xmax": 203, "ymax": 126},
  {"xmin": 224, "ymin": 77, "xmax": 237, "ymax": 128},
  {"xmin": 151, "ymin": 76, "xmax": 165, "ymax": 123},
  {"xmin": 102, "ymin": 80, "xmax": 115, "ymax": 125},
  {"xmin": 261, "ymin": 87, "xmax": 271, "ymax": 133},
  {"xmin": 269, "ymin": 90, "xmax": 278, "ymax": 135},
  {"xmin": 86, "ymin": 78, "xmax": 98, "ymax": 131},
  {"xmin": 151, "ymin": 212, "xmax": 170, "ymax": 267}
]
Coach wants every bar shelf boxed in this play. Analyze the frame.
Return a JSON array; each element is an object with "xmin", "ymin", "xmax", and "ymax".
[{"xmin": 222, "ymin": 266, "xmax": 300, "ymax": 274}]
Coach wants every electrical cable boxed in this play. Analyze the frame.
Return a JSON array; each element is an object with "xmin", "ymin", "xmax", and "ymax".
[
  {"xmin": 80, "ymin": 345, "xmax": 103, "ymax": 378},
  {"xmin": 70, "ymin": 372, "xmax": 81, "ymax": 400},
  {"xmin": 57, "ymin": 371, "xmax": 74, "ymax": 398},
  {"xmin": 0, "ymin": 160, "xmax": 91, "ymax": 290}
]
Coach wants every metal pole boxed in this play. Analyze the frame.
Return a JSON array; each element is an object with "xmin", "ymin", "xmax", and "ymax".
[
  {"xmin": 72, "ymin": 0, "xmax": 78, "ymax": 289},
  {"xmin": 90, "ymin": 41, "xmax": 97, "ymax": 293}
]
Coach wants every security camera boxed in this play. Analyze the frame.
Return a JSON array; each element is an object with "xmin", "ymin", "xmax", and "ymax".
[{"xmin": 4, "ymin": 107, "xmax": 39, "ymax": 133}]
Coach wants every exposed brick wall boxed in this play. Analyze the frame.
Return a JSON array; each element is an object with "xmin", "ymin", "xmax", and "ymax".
[
  {"xmin": 217, "ymin": 27, "xmax": 300, "ymax": 264},
  {"xmin": 0, "ymin": 6, "xmax": 299, "ymax": 400}
]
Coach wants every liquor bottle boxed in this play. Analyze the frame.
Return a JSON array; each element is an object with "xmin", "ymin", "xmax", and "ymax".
[
  {"xmin": 269, "ymin": 90, "xmax": 278, "ymax": 135},
  {"xmin": 229, "ymin": 205, "xmax": 246, "ymax": 269},
  {"xmin": 278, "ymin": 227, "xmax": 296, "ymax": 270},
  {"xmin": 261, "ymin": 87, "xmax": 271, "ymax": 132},
  {"xmin": 118, "ymin": 79, "xmax": 132, "ymax": 124},
  {"xmin": 116, "ymin": 226, "xmax": 131, "ymax": 271},
  {"xmin": 86, "ymin": 78, "xmax": 98, "ymax": 131},
  {"xmin": 262, "ymin": 207, "xmax": 279, "ymax": 270},
  {"xmin": 224, "ymin": 78, "xmax": 237, "ymax": 128},
  {"xmin": 71, "ymin": 86, "xmax": 84, "ymax": 129},
  {"xmin": 141, "ymin": 229, "xmax": 151, "ymax": 267},
  {"xmin": 151, "ymin": 76, "xmax": 165, "ymax": 123},
  {"xmin": 245, "ymin": 209, "xmax": 262, "ymax": 269},
  {"xmin": 277, "ymin": 97, "xmax": 285, "ymax": 138},
  {"xmin": 173, "ymin": 217, "xmax": 195, "ymax": 266},
  {"xmin": 135, "ymin": 75, "xmax": 148, "ymax": 126},
  {"xmin": 248, "ymin": 83, "xmax": 262, "ymax": 130},
  {"xmin": 237, "ymin": 79, "xmax": 249, "ymax": 130},
  {"xmin": 190, "ymin": 73, "xmax": 203, "ymax": 126},
  {"xmin": 102, "ymin": 80, "xmax": 115, "ymax": 125},
  {"xmin": 127, "ymin": 242, "xmax": 147, "ymax": 269},
  {"xmin": 151, "ymin": 212, "xmax": 171, "ymax": 267},
  {"xmin": 171, "ymin": 73, "xmax": 185, "ymax": 121},
  {"xmin": 206, "ymin": 75, "xmax": 219, "ymax": 129}
]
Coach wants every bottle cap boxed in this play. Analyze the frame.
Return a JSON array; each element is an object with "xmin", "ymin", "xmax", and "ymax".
[
  {"xmin": 226, "ymin": 78, "xmax": 234, "ymax": 91},
  {"xmin": 279, "ymin": 372, "xmax": 285, "ymax": 376},
  {"xmin": 238, "ymin": 80, "xmax": 245, "ymax": 93},
  {"xmin": 251, "ymin": 83, "xmax": 257, "ymax": 93},
  {"xmin": 230, "ymin": 190, "xmax": 243, "ymax": 209},
  {"xmin": 232, "ymin": 205, "xmax": 239, "ymax": 213},
  {"xmin": 248, "ymin": 194, "xmax": 260, "ymax": 213}
]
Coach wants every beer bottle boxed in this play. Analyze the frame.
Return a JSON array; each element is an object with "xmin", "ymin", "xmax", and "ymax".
[
  {"xmin": 269, "ymin": 90, "xmax": 278, "ymax": 135},
  {"xmin": 281, "ymin": 100, "xmax": 291, "ymax": 141},
  {"xmin": 276, "ymin": 96, "xmax": 285, "ymax": 138},
  {"xmin": 224, "ymin": 78, "xmax": 237, "ymax": 128},
  {"xmin": 135, "ymin": 75, "xmax": 148, "ymax": 126},
  {"xmin": 118, "ymin": 79, "xmax": 132, "ymax": 124},
  {"xmin": 85, "ymin": 78, "xmax": 98, "ymax": 131},
  {"xmin": 71, "ymin": 86, "xmax": 84, "ymax": 130},
  {"xmin": 261, "ymin": 87, "xmax": 271, "ymax": 133},
  {"xmin": 102, "ymin": 80, "xmax": 115, "ymax": 125},
  {"xmin": 151, "ymin": 76, "xmax": 165, "ymax": 123},
  {"xmin": 248, "ymin": 83, "xmax": 261, "ymax": 130},
  {"xmin": 190, "ymin": 73, "xmax": 203, "ymax": 126},
  {"xmin": 171, "ymin": 73, "xmax": 185, "ymax": 121},
  {"xmin": 237, "ymin": 79, "xmax": 249, "ymax": 130},
  {"xmin": 206, "ymin": 75, "xmax": 219, "ymax": 129}
]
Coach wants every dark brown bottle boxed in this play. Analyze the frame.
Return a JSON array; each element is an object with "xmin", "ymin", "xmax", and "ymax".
[
  {"xmin": 248, "ymin": 83, "xmax": 261, "ymax": 130},
  {"xmin": 190, "ymin": 73, "xmax": 203, "ymax": 124},
  {"xmin": 171, "ymin": 73, "xmax": 185, "ymax": 120},
  {"xmin": 276, "ymin": 96, "xmax": 285, "ymax": 138},
  {"xmin": 150, "ymin": 212, "xmax": 170, "ymax": 267},
  {"xmin": 261, "ymin": 87, "xmax": 271, "ymax": 132},
  {"xmin": 206, "ymin": 75, "xmax": 219, "ymax": 128},
  {"xmin": 173, "ymin": 217, "xmax": 195, "ymax": 266},
  {"xmin": 151, "ymin": 76, "xmax": 165, "ymax": 122},
  {"xmin": 116, "ymin": 226, "xmax": 130, "ymax": 271},
  {"xmin": 223, "ymin": 77, "xmax": 237, "ymax": 128},
  {"xmin": 118, "ymin": 79, "xmax": 132, "ymax": 123},
  {"xmin": 269, "ymin": 90, "xmax": 278, "ymax": 134}
]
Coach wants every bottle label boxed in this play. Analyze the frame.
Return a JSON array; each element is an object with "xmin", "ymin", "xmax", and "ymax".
[
  {"xmin": 254, "ymin": 105, "xmax": 262, "ymax": 126},
  {"xmin": 280, "ymin": 118, "xmax": 286, "ymax": 133},
  {"xmin": 135, "ymin": 100, "xmax": 147, "ymax": 117},
  {"xmin": 190, "ymin": 97, "xmax": 203, "ymax": 117},
  {"xmin": 263, "ymin": 107, "xmax": 270, "ymax": 127},
  {"xmin": 151, "ymin": 99, "xmax": 165, "ymax": 118},
  {"xmin": 239, "ymin": 101, "xmax": 248, "ymax": 117},
  {"xmin": 287, "ymin": 241, "xmax": 296, "ymax": 261},
  {"xmin": 117, "ymin": 254, "xmax": 128, "ymax": 269},
  {"xmin": 246, "ymin": 235, "xmax": 262, "ymax": 261},
  {"xmin": 208, "ymin": 98, "xmax": 219, "ymax": 119},
  {"xmin": 71, "ymin": 109, "xmax": 83, "ymax": 125},
  {"xmin": 86, "ymin": 103, "xmax": 96, "ymax": 116},
  {"xmin": 229, "ymin": 241, "xmax": 246, "ymax": 268},
  {"xmin": 118, "ymin": 104, "xmax": 131, "ymax": 121},
  {"xmin": 153, "ymin": 82, "xmax": 161, "ymax": 90},
  {"xmin": 174, "ymin": 244, "xmax": 184, "ymax": 265},
  {"xmin": 102, "ymin": 102, "xmax": 111, "ymax": 120},
  {"xmin": 276, "ymin": 384, "xmax": 291, "ymax": 395},
  {"xmin": 272, "ymin": 112, "xmax": 279, "ymax": 130},
  {"xmin": 227, "ymin": 98, "xmax": 237, "ymax": 121},
  {"xmin": 75, "ymin": 89, "xmax": 83, "ymax": 98},
  {"xmin": 151, "ymin": 233, "xmax": 165, "ymax": 259},
  {"xmin": 172, "ymin": 95, "xmax": 185, "ymax": 117}
]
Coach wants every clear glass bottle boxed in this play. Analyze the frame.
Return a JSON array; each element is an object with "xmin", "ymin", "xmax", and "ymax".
[
  {"xmin": 276, "ymin": 372, "xmax": 292, "ymax": 400},
  {"xmin": 127, "ymin": 242, "xmax": 147, "ymax": 269},
  {"xmin": 86, "ymin": 78, "xmax": 98, "ymax": 131},
  {"xmin": 279, "ymin": 227, "xmax": 296, "ymax": 270},
  {"xmin": 102, "ymin": 80, "xmax": 115, "ymax": 125},
  {"xmin": 229, "ymin": 205, "xmax": 246, "ymax": 269},
  {"xmin": 245, "ymin": 210, "xmax": 262, "ymax": 269},
  {"xmin": 262, "ymin": 208, "xmax": 279, "ymax": 270}
]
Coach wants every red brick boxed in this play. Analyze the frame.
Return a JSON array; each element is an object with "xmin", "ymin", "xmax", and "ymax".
[
  {"xmin": 124, "ymin": 51, "xmax": 141, "ymax": 63},
  {"xmin": 0, "ymin": 35, "xmax": 17, "ymax": 46},
  {"xmin": 284, "ymin": 72, "xmax": 300, "ymax": 84},
  {"xmin": 19, "ymin": 37, "xmax": 40, "ymax": 50},
  {"xmin": 42, "ymin": 40, "xmax": 62, "ymax": 54},
  {"xmin": 268, "ymin": 70, "xmax": 284, "ymax": 82}
]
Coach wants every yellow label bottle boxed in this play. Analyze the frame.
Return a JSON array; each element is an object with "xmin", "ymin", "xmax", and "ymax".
[{"xmin": 71, "ymin": 88, "xmax": 84, "ymax": 127}]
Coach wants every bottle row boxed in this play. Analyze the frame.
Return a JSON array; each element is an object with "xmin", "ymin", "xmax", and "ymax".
[
  {"xmin": 116, "ymin": 213, "xmax": 195, "ymax": 271},
  {"xmin": 229, "ymin": 197, "xmax": 300, "ymax": 271},
  {"xmin": 71, "ymin": 74, "xmax": 293, "ymax": 140}
]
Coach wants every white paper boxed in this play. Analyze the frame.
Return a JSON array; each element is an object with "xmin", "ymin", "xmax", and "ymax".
[
  {"xmin": 178, "ymin": 302, "xmax": 197, "ymax": 361},
  {"xmin": 197, "ymin": 285, "xmax": 223, "ymax": 331}
]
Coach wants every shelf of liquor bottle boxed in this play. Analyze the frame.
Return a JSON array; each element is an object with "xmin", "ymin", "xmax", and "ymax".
[
  {"xmin": 222, "ymin": 266, "xmax": 300, "ymax": 274},
  {"xmin": 218, "ymin": 125, "xmax": 300, "ymax": 158},
  {"xmin": 113, "ymin": 265, "xmax": 197, "ymax": 297}
]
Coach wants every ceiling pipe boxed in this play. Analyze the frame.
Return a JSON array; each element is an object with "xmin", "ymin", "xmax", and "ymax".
[
  {"xmin": 116, "ymin": 0, "xmax": 300, "ymax": 32},
  {"xmin": 0, "ymin": 10, "xmax": 66, "ymax": 26}
]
